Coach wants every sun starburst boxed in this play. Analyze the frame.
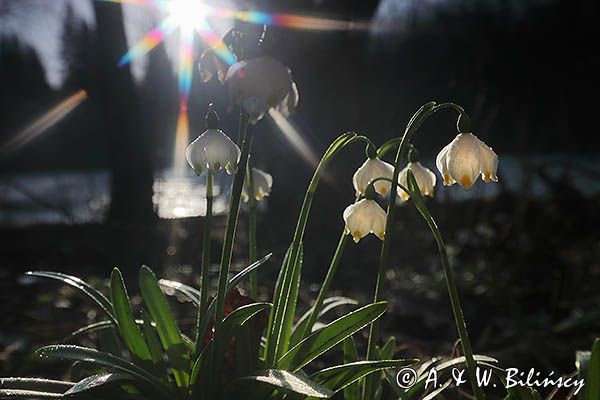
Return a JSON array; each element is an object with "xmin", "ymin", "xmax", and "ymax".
[{"xmin": 103, "ymin": 0, "xmax": 370, "ymax": 172}]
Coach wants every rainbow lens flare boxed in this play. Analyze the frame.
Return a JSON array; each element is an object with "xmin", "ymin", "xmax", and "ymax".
[{"xmin": 105, "ymin": 0, "xmax": 368, "ymax": 172}]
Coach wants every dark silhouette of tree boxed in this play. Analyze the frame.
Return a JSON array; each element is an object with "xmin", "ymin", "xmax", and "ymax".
[
  {"xmin": 92, "ymin": 2, "xmax": 155, "ymax": 223},
  {"xmin": 140, "ymin": 39, "xmax": 178, "ymax": 170}
]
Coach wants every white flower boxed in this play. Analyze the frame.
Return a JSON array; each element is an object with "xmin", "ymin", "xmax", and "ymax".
[
  {"xmin": 397, "ymin": 161, "xmax": 437, "ymax": 201},
  {"xmin": 185, "ymin": 129, "xmax": 241, "ymax": 175},
  {"xmin": 436, "ymin": 133, "xmax": 498, "ymax": 190},
  {"xmin": 225, "ymin": 56, "xmax": 298, "ymax": 123},
  {"xmin": 352, "ymin": 158, "xmax": 394, "ymax": 196},
  {"xmin": 242, "ymin": 168, "xmax": 273, "ymax": 202},
  {"xmin": 343, "ymin": 199, "xmax": 387, "ymax": 243},
  {"xmin": 198, "ymin": 48, "xmax": 229, "ymax": 83}
]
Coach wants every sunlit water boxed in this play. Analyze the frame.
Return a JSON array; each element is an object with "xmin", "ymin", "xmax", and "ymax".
[{"xmin": 0, "ymin": 155, "xmax": 598, "ymax": 227}]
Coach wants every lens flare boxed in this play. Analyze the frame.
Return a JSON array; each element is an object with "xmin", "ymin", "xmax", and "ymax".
[
  {"xmin": 0, "ymin": 90, "xmax": 88, "ymax": 158},
  {"xmin": 107, "ymin": 0, "xmax": 369, "ymax": 175}
]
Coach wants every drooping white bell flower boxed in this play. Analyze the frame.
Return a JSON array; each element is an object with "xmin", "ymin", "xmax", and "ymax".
[
  {"xmin": 436, "ymin": 133, "xmax": 498, "ymax": 190},
  {"xmin": 185, "ymin": 129, "xmax": 241, "ymax": 176},
  {"xmin": 242, "ymin": 168, "xmax": 273, "ymax": 202},
  {"xmin": 352, "ymin": 158, "xmax": 395, "ymax": 196},
  {"xmin": 225, "ymin": 56, "xmax": 298, "ymax": 123},
  {"xmin": 397, "ymin": 162, "xmax": 437, "ymax": 201},
  {"xmin": 343, "ymin": 199, "xmax": 387, "ymax": 243}
]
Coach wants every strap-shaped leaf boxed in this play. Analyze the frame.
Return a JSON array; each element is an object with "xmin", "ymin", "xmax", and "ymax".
[
  {"xmin": 310, "ymin": 359, "xmax": 418, "ymax": 395},
  {"xmin": 110, "ymin": 268, "xmax": 151, "ymax": 362},
  {"xmin": 290, "ymin": 297, "xmax": 358, "ymax": 346},
  {"xmin": 233, "ymin": 370, "xmax": 333, "ymax": 399},
  {"xmin": 342, "ymin": 336, "xmax": 360, "ymax": 400},
  {"xmin": 215, "ymin": 302, "xmax": 272, "ymax": 362},
  {"xmin": 585, "ymin": 338, "xmax": 600, "ymax": 400},
  {"xmin": 35, "ymin": 345, "xmax": 175, "ymax": 399},
  {"xmin": 26, "ymin": 271, "xmax": 116, "ymax": 325},
  {"xmin": 159, "ymin": 253, "xmax": 272, "ymax": 307},
  {"xmin": 0, "ymin": 378, "xmax": 73, "ymax": 394},
  {"xmin": 138, "ymin": 266, "xmax": 190, "ymax": 388},
  {"xmin": 64, "ymin": 373, "xmax": 131, "ymax": 395},
  {"xmin": 264, "ymin": 245, "xmax": 303, "ymax": 365},
  {"xmin": 276, "ymin": 302, "xmax": 387, "ymax": 371},
  {"xmin": 193, "ymin": 253, "xmax": 273, "ymax": 353},
  {"xmin": 0, "ymin": 389, "xmax": 63, "ymax": 398},
  {"xmin": 141, "ymin": 309, "xmax": 164, "ymax": 365}
]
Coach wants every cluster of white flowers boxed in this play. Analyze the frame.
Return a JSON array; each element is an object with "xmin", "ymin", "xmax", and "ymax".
[
  {"xmin": 189, "ymin": 46, "xmax": 499, "ymax": 245},
  {"xmin": 344, "ymin": 133, "xmax": 498, "ymax": 243}
]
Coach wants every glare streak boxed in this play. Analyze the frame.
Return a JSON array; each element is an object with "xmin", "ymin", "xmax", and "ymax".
[{"xmin": 0, "ymin": 90, "xmax": 88, "ymax": 158}]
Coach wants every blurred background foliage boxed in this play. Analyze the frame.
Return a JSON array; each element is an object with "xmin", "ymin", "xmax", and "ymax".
[{"xmin": 0, "ymin": 0, "xmax": 598, "ymax": 393}]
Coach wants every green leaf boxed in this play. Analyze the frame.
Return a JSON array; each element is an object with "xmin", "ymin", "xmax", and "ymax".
[
  {"xmin": 310, "ymin": 360, "xmax": 418, "ymax": 395},
  {"xmin": 585, "ymin": 338, "xmax": 600, "ymax": 400},
  {"xmin": 26, "ymin": 271, "xmax": 116, "ymax": 326},
  {"xmin": 110, "ymin": 268, "xmax": 152, "ymax": 362},
  {"xmin": 0, "ymin": 389, "xmax": 63, "ymax": 398},
  {"xmin": 214, "ymin": 302, "xmax": 272, "ymax": 371},
  {"xmin": 264, "ymin": 245, "xmax": 303, "ymax": 366},
  {"xmin": 98, "ymin": 325, "xmax": 122, "ymax": 356},
  {"xmin": 158, "ymin": 280, "xmax": 201, "ymax": 306},
  {"xmin": 64, "ymin": 373, "xmax": 131, "ymax": 396},
  {"xmin": 380, "ymin": 337, "xmax": 396, "ymax": 360},
  {"xmin": 233, "ymin": 370, "xmax": 333, "ymax": 398},
  {"xmin": 291, "ymin": 297, "xmax": 358, "ymax": 346},
  {"xmin": 35, "ymin": 345, "xmax": 175, "ymax": 399},
  {"xmin": 138, "ymin": 266, "xmax": 190, "ymax": 388},
  {"xmin": 0, "ymin": 378, "xmax": 73, "ymax": 394},
  {"xmin": 141, "ymin": 309, "xmax": 164, "ymax": 366},
  {"xmin": 276, "ymin": 302, "xmax": 387, "ymax": 371},
  {"xmin": 342, "ymin": 336, "xmax": 360, "ymax": 400},
  {"xmin": 193, "ymin": 253, "xmax": 273, "ymax": 353}
]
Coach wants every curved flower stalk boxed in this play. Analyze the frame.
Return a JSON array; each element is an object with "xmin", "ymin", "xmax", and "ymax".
[
  {"xmin": 343, "ymin": 199, "xmax": 387, "ymax": 243},
  {"xmin": 263, "ymin": 132, "xmax": 375, "ymax": 365},
  {"xmin": 364, "ymin": 102, "xmax": 491, "ymax": 400},
  {"xmin": 353, "ymin": 158, "xmax": 394, "ymax": 196},
  {"xmin": 436, "ymin": 132, "xmax": 498, "ymax": 189},
  {"xmin": 225, "ymin": 56, "xmax": 299, "ymax": 123}
]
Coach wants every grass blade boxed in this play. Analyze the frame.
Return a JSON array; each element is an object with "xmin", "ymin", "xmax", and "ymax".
[{"xmin": 276, "ymin": 302, "xmax": 387, "ymax": 371}]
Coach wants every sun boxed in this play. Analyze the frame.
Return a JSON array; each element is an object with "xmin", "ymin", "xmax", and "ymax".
[{"xmin": 166, "ymin": 0, "xmax": 210, "ymax": 31}]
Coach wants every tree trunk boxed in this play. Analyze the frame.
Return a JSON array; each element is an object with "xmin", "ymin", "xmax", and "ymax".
[{"xmin": 92, "ymin": 2, "xmax": 155, "ymax": 223}]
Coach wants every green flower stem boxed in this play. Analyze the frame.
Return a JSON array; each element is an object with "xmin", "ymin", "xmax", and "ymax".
[
  {"xmin": 406, "ymin": 170, "xmax": 485, "ymax": 400},
  {"xmin": 364, "ymin": 101, "xmax": 476, "ymax": 400},
  {"xmin": 300, "ymin": 228, "xmax": 350, "ymax": 338},
  {"xmin": 247, "ymin": 159, "xmax": 258, "ymax": 299},
  {"xmin": 214, "ymin": 117, "xmax": 253, "ymax": 334},
  {"xmin": 263, "ymin": 133, "xmax": 371, "ymax": 363},
  {"xmin": 196, "ymin": 169, "xmax": 213, "ymax": 343}
]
